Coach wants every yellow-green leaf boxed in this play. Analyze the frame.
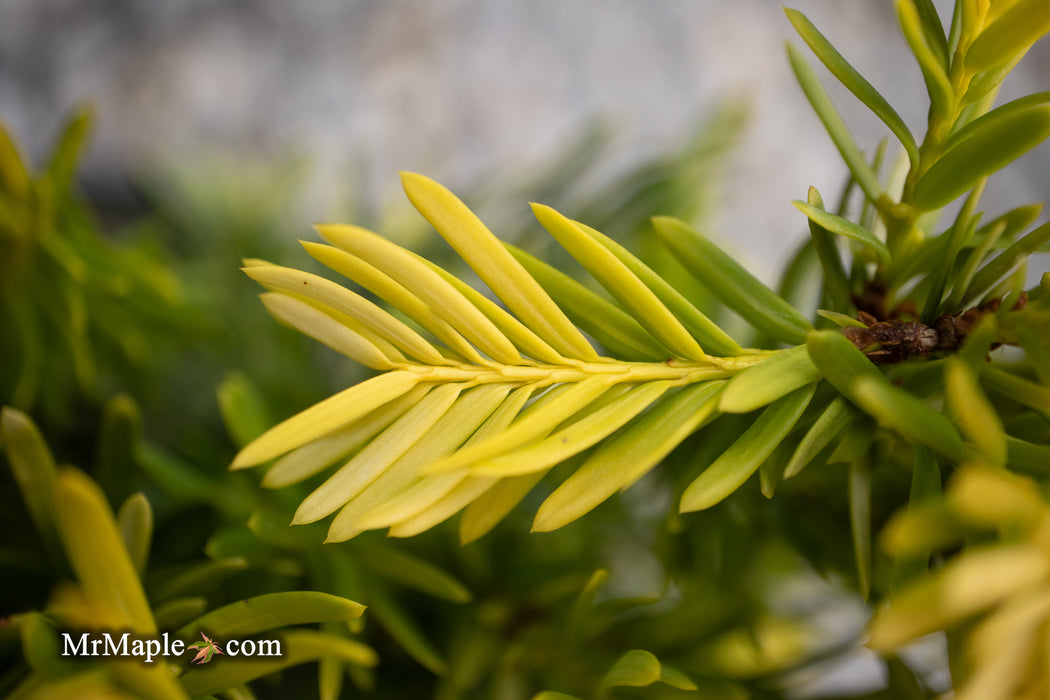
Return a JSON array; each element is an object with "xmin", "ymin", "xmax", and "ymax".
[
  {"xmin": 535, "ymin": 382, "xmax": 724, "ymax": 532},
  {"xmin": 572, "ymin": 221, "xmax": 743, "ymax": 357},
  {"xmin": 316, "ymin": 224, "xmax": 521, "ymax": 364},
  {"xmin": 302, "ymin": 240, "xmax": 485, "ymax": 364},
  {"xmin": 785, "ymin": 9, "xmax": 919, "ymax": 168},
  {"xmin": 427, "ymin": 375, "xmax": 621, "ymax": 474},
  {"xmin": 460, "ymin": 471, "xmax": 547, "ymax": 544},
  {"xmin": 507, "ymin": 243, "xmax": 668, "ymax": 361},
  {"xmin": 793, "ymin": 201, "xmax": 890, "ymax": 264},
  {"xmin": 295, "ymin": 383, "xmax": 462, "ymax": 524},
  {"xmin": 401, "ymin": 172, "xmax": 597, "ymax": 360},
  {"xmin": 258, "ymin": 292, "xmax": 401, "ymax": 370},
  {"xmin": 720, "ymin": 345, "xmax": 819, "ymax": 413},
  {"xmin": 786, "ymin": 43, "xmax": 884, "ymax": 203},
  {"xmin": 784, "ymin": 395, "xmax": 858, "ymax": 479},
  {"xmin": 473, "ymin": 380, "xmax": 675, "ymax": 477},
  {"xmin": 244, "ymin": 263, "xmax": 448, "ymax": 366},
  {"xmin": 262, "ymin": 385, "xmax": 428, "ymax": 488},
  {"xmin": 532, "ymin": 204, "xmax": 707, "ymax": 361},
  {"xmin": 356, "ymin": 386, "xmax": 534, "ymax": 533},
  {"xmin": 805, "ymin": 330, "xmax": 888, "ymax": 406},
  {"xmin": 652, "ymin": 216, "xmax": 812, "ymax": 344},
  {"xmin": 965, "ymin": 0, "xmax": 1050, "ymax": 71},
  {"xmin": 897, "ymin": 0, "xmax": 954, "ymax": 121},
  {"xmin": 914, "ymin": 106, "xmax": 1050, "ymax": 211},
  {"xmin": 852, "ymin": 377, "xmax": 966, "ymax": 460},
  {"xmin": 681, "ymin": 384, "xmax": 815, "ymax": 512},
  {"xmin": 326, "ymin": 384, "xmax": 510, "ymax": 541},
  {"xmin": 231, "ymin": 371, "xmax": 421, "ymax": 469}
]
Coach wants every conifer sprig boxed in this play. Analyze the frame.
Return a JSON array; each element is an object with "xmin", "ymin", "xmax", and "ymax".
[{"xmin": 233, "ymin": 173, "xmax": 803, "ymax": 542}]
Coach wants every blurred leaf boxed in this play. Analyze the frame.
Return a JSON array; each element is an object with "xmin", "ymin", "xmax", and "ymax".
[
  {"xmin": 868, "ymin": 545, "xmax": 1049, "ymax": 650},
  {"xmin": 849, "ymin": 460, "xmax": 872, "ymax": 600},
  {"xmin": 0, "ymin": 121, "xmax": 31, "ymax": 197},
  {"xmin": 153, "ymin": 598, "xmax": 208, "ymax": 631},
  {"xmin": 150, "ymin": 558, "xmax": 249, "ymax": 604},
  {"xmin": 352, "ymin": 539, "xmax": 471, "ymax": 604},
  {"xmin": 889, "ymin": 445, "xmax": 942, "ymax": 590},
  {"xmin": 46, "ymin": 105, "xmax": 93, "ymax": 192},
  {"xmin": 217, "ymin": 373, "xmax": 274, "ymax": 449},
  {"xmin": 20, "ymin": 612, "xmax": 71, "ymax": 677},
  {"xmin": 176, "ymin": 591, "xmax": 364, "ymax": 641},
  {"xmin": 52, "ymin": 469, "xmax": 189, "ymax": 700},
  {"xmin": 1, "ymin": 407, "xmax": 61, "ymax": 559},
  {"xmin": 179, "ymin": 630, "xmax": 377, "ymax": 697},
  {"xmin": 1005, "ymin": 436, "xmax": 1050, "ymax": 475},
  {"xmin": 52, "ymin": 468, "xmax": 156, "ymax": 631},
  {"xmin": 598, "ymin": 663, "xmax": 667, "ymax": 694},
  {"xmin": 116, "ymin": 493, "xmax": 152, "ymax": 577},
  {"xmin": 946, "ymin": 466, "xmax": 1045, "ymax": 530},
  {"xmin": 93, "ymin": 394, "xmax": 141, "ymax": 507},
  {"xmin": 364, "ymin": 578, "xmax": 447, "ymax": 675},
  {"xmin": 945, "ymin": 358, "xmax": 1007, "ymax": 466}
]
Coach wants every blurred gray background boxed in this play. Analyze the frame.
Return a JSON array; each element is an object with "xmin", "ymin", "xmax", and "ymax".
[{"xmin": 1, "ymin": 0, "xmax": 1047, "ymax": 280}]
